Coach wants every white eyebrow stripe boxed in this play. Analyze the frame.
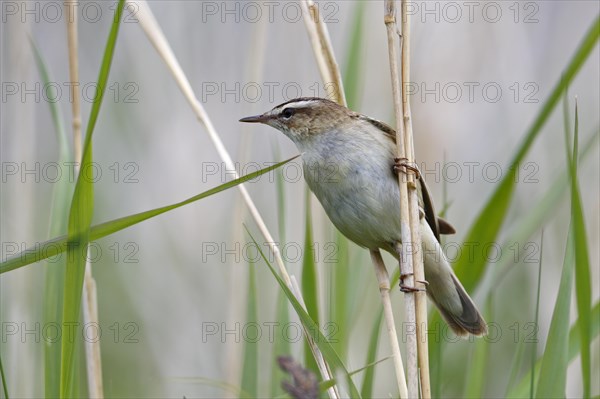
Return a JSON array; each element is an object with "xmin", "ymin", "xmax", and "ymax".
[{"xmin": 278, "ymin": 100, "xmax": 318, "ymax": 110}]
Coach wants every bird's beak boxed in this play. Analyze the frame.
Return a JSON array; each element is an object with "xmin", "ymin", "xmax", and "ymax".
[{"xmin": 239, "ymin": 114, "xmax": 270, "ymax": 123}]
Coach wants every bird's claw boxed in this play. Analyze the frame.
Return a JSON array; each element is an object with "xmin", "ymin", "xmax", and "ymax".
[
  {"xmin": 400, "ymin": 284, "xmax": 426, "ymax": 293},
  {"xmin": 399, "ymin": 274, "xmax": 428, "ymax": 293},
  {"xmin": 393, "ymin": 157, "xmax": 421, "ymax": 180}
]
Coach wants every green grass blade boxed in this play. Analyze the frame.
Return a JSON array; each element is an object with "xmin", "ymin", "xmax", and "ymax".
[
  {"xmin": 245, "ymin": 227, "xmax": 362, "ymax": 398},
  {"xmin": 504, "ymin": 338, "xmax": 526, "ymax": 398},
  {"xmin": 534, "ymin": 226, "xmax": 575, "ymax": 398},
  {"xmin": 0, "ymin": 156, "xmax": 298, "ymax": 274},
  {"xmin": 567, "ymin": 102, "xmax": 592, "ymax": 398},
  {"xmin": 271, "ymin": 138, "xmax": 286, "ymax": 244},
  {"xmin": 271, "ymin": 289, "xmax": 291, "ymax": 397},
  {"xmin": 530, "ymin": 232, "xmax": 544, "ymax": 399},
  {"xmin": 360, "ymin": 310, "xmax": 384, "ymax": 398},
  {"xmin": 342, "ymin": 0, "xmax": 365, "ymax": 110},
  {"xmin": 329, "ymin": 231, "xmax": 350, "ymax": 360},
  {"xmin": 508, "ymin": 301, "xmax": 600, "ymax": 398},
  {"xmin": 269, "ymin": 139, "xmax": 291, "ymax": 397},
  {"xmin": 453, "ymin": 15, "xmax": 600, "ymax": 293},
  {"xmin": 302, "ymin": 188, "xmax": 320, "ymax": 374},
  {"xmin": 0, "ymin": 353, "xmax": 8, "ymax": 399},
  {"xmin": 60, "ymin": 1, "xmax": 125, "ymax": 395},
  {"xmin": 498, "ymin": 129, "xmax": 597, "ymax": 268},
  {"xmin": 241, "ymin": 262, "xmax": 258, "ymax": 398},
  {"xmin": 29, "ymin": 40, "xmax": 70, "ymax": 156},
  {"xmin": 464, "ymin": 298, "xmax": 492, "ymax": 398},
  {"xmin": 30, "ymin": 38, "xmax": 73, "ymax": 398}
]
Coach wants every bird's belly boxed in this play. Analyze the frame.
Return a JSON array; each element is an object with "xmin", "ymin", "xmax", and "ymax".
[{"xmin": 303, "ymin": 158, "xmax": 402, "ymax": 250}]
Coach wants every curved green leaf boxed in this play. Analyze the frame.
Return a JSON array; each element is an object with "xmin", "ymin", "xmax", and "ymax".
[
  {"xmin": 0, "ymin": 156, "xmax": 298, "ymax": 274},
  {"xmin": 453, "ymin": 15, "xmax": 600, "ymax": 293},
  {"xmin": 508, "ymin": 301, "xmax": 600, "ymax": 398},
  {"xmin": 565, "ymin": 101, "xmax": 592, "ymax": 398},
  {"xmin": 61, "ymin": 1, "xmax": 126, "ymax": 395},
  {"xmin": 245, "ymin": 227, "xmax": 361, "ymax": 398}
]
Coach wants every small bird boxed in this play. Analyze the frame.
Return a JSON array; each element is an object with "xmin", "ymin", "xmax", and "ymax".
[{"xmin": 240, "ymin": 97, "xmax": 487, "ymax": 337}]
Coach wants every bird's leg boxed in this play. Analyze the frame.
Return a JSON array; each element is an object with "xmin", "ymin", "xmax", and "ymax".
[
  {"xmin": 400, "ymin": 272, "xmax": 426, "ymax": 293},
  {"xmin": 395, "ymin": 240, "xmax": 427, "ymax": 293},
  {"xmin": 393, "ymin": 157, "xmax": 421, "ymax": 180}
]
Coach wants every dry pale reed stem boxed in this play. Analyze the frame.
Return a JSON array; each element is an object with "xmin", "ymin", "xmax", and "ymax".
[
  {"xmin": 301, "ymin": 1, "xmax": 408, "ymax": 396},
  {"xmin": 65, "ymin": 1, "xmax": 103, "ymax": 397},
  {"xmin": 290, "ymin": 277, "xmax": 340, "ymax": 399},
  {"xmin": 300, "ymin": 0, "xmax": 347, "ymax": 106},
  {"xmin": 82, "ymin": 258, "xmax": 103, "ymax": 398},
  {"xmin": 128, "ymin": 0, "xmax": 290, "ymax": 286},
  {"xmin": 370, "ymin": 250, "xmax": 408, "ymax": 398},
  {"xmin": 400, "ymin": 0, "xmax": 431, "ymax": 397},
  {"xmin": 384, "ymin": 1, "xmax": 418, "ymax": 397},
  {"xmin": 130, "ymin": 2, "xmax": 337, "ymax": 397}
]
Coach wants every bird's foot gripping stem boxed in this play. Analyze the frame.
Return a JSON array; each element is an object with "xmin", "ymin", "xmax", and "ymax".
[
  {"xmin": 399, "ymin": 272, "xmax": 428, "ymax": 293},
  {"xmin": 393, "ymin": 157, "xmax": 421, "ymax": 180}
]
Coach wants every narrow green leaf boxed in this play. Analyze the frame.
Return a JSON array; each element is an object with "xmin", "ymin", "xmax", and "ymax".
[
  {"xmin": 360, "ymin": 310, "xmax": 384, "ymax": 398},
  {"xmin": 329, "ymin": 230, "xmax": 352, "ymax": 360},
  {"xmin": 269, "ymin": 139, "xmax": 291, "ymax": 397},
  {"xmin": 567, "ymin": 102, "xmax": 592, "ymax": 398},
  {"xmin": 343, "ymin": 1, "xmax": 365, "ymax": 110},
  {"xmin": 30, "ymin": 38, "xmax": 73, "ymax": 398},
  {"xmin": 319, "ymin": 378, "xmax": 337, "ymax": 392},
  {"xmin": 0, "ymin": 156, "xmax": 298, "ymax": 274},
  {"xmin": 508, "ymin": 301, "xmax": 600, "ymax": 398},
  {"xmin": 535, "ymin": 226, "xmax": 575, "ymax": 398},
  {"xmin": 241, "ymin": 262, "xmax": 258, "ymax": 398},
  {"xmin": 245, "ymin": 227, "xmax": 362, "ymax": 398},
  {"xmin": 271, "ymin": 289, "xmax": 291, "ymax": 398},
  {"xmin": 271, "ymin": 138, "xmax": 286, "ymax": 244},
  {"xmin": 60, "ymin": 1, "xmax": 125, "ymax": 395},
  {"xmin": 495, "ymin": 129, "xmax": 598, "ymax": 273},
  {"xmin": 504, "ymin": 338, "xmax": 526, "ymax": 398},
  {"xmin": 302, "ymin": 189, "xmax": 319, "ymax": 322},
  {"xmin": 530, "ymin": 232, "xmax": 544, "ymax": 399},
  {"xmin": 302, "ymin": 188, "xmax": 320, "ymax": 375},
  {"xmin": 453, "ymin": 15, "xmax": 600, "ymax": 293},
  {"xmin": 464, "ymin": 298, "xmax": 491, "ymax": 398},
  {"xmin": 0, "ymin": 353, "xmax": 8, "ymax": 399}
]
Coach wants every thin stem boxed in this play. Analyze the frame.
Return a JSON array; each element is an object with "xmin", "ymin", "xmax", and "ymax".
[
  {"xmin": 384, "ymin": 0, "xmax": 423, "ymax": 397},
  {"xmin": 65, "ymin": 1, "xmax": 103, "ymax": 397},
  {"xmin": 290, "ymin": 277, "xmax": 340, "ymax": 399},
  {"xmin": 300, "ymin": 0, "xmax": 347, "ymax": 106},
  {"xmin": 370, "ymin": 250, "xmax": 409, "ymax": 398},
  {"xmin": 130, "ymin": 1, "xmax": 336, "ymax": 396},
  {"xmin": 301, "ymin": 1, "xmax": 409, "ymax": 396},
  {"xmin": 400, "ymin": 0, "xmax": 430, "ymax": 397}
]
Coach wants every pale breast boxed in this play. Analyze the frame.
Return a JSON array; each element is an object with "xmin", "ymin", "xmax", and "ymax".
[{"xmin": 298, "ymin": 126, "xmax": 403, "ymax": 250}]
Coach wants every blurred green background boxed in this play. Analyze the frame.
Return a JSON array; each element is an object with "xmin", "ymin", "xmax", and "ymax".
[{"xmin": 1, "ymin": 1, "xmax": 598, "ymax": 397}]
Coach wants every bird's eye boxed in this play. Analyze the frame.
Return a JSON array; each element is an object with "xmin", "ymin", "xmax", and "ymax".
[{"xmin": 282, "ymin": 108, "xmax": 295, "ymax": 119}]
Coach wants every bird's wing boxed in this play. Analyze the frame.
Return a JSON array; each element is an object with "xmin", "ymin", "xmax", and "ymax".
[
  {"xmin": 418, "ymin": 177, "xmax": 442, "ymax": 241},
  {"xmin": 358, "ymin": 114, "xmax": 456, "ymax": 242},
  {"xmin": 358, "ymin": 114, "xmax": 398, "ymax": 143}
]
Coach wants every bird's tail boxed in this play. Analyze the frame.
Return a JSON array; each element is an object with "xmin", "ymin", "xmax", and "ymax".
[{"xmin": 429, "ymin": 273, "xmax": 488, "ymax": 337}]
